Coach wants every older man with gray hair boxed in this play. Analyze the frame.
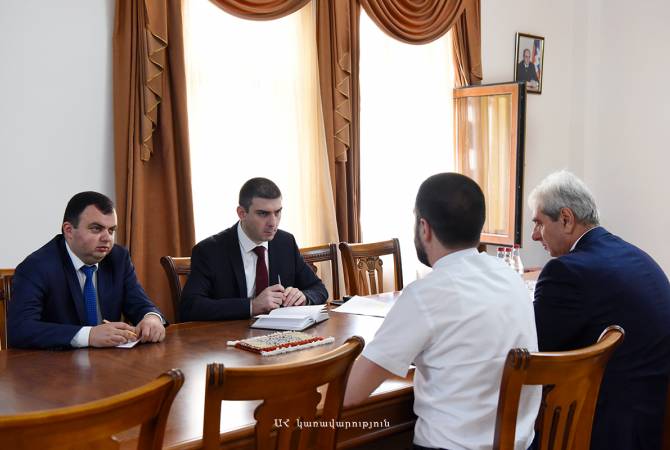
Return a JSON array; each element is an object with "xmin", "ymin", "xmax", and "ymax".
[{"xmin": 529, "ymin": 170, "xmax": 670, "ymax": 450}]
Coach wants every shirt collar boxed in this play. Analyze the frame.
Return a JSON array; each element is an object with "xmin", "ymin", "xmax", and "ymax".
[
  {"xmin": 237, "ymin": 222, "xmax": 269, "ymax": 254},
  {"xmin": 64, "ymin": 240, "xmax": 98, "ymax": 272},
  {"xmin": 570, "ymin": 226, "xmax": 600, "ymax": 251},
  {"xmin": 432, "ymin": 247, "xmax": 479, "ymax": 270}
]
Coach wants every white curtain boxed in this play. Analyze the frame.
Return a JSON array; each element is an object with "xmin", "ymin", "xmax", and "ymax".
[
  {"xmin": 359, "ymin": 10, "xmax": 456, "ymax": 285},
  {"xmin": 182, "ymin": 0, "xmax": 338, "ymax": 249}
]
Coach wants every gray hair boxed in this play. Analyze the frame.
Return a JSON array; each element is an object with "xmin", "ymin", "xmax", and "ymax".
[{"xmin": 528, "ymin": 170, "xmax": 600, "ymax": 225}]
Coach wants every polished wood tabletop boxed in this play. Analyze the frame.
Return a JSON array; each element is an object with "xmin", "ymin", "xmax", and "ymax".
[{"xmin": 0, "ymin": 297, "xmax": 415, "ymax": 449}]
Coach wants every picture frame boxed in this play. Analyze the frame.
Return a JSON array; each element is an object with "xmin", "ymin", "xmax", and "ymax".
[{"xmin": 514, "ymin": 32, "xmax": 544, "ymax": 94}]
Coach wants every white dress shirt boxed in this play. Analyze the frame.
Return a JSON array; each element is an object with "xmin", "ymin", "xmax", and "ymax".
[
  {"xmin": 362, "ymin": 249, "xmax": 540, "ymax": 450},
  {"xmin": 237, "ymin": 224, "xmax": 269, "ymax": 315}
]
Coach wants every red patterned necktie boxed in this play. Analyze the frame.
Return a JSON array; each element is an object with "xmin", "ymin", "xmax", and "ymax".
[{"xmin": 252, "ymin": 246, "xmax": 269, "ymax": 296}]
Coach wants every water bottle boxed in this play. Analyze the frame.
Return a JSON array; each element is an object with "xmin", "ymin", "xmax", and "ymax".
[
  {"xmin": 512, "ymin": 244, "xmax": 524, "ymax": 275},
  {"xmin": 504, "ymin": 247, "xmax": 513, "ymax": 268}
]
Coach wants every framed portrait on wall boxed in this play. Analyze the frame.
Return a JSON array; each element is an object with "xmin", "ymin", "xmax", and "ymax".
[{"xmin": 514, "ymin": 32, "xmax": 544, "ymax": 94}]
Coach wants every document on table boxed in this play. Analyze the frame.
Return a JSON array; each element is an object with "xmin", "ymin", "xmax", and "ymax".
[
  {"xmin": 331, "ymin": 293, "xmax": 398, "ymax": 318},
  {"xmin": 251, "ymin": 305, "xmax": 329, "ymax": 331},
  {"xmin": 116, "ymin": 339, "xmax": 140, "ymax": 349}
]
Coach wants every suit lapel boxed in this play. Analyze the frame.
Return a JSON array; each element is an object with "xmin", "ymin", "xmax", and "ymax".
[
  {"xmin": 268, "ymin": 239, "xmax": 278, "ymax": 286},
  {"xmin": 58, "ymin": 237, "xmax": 87, "ymax": 324},
  {"xmin": 225, "ymin": 223, "xmax": 248, "ymax": 296}
]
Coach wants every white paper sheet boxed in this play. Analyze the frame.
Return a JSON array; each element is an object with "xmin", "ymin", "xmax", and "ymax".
[
  {"xmin": 331, "ymin": 294, "xmax": 398, "ymax": 318},
  {"xmin": 116, "ymin": 339, "xmax": 140, "ymax": 349}
]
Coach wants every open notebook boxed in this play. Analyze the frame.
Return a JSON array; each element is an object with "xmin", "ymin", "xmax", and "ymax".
[{"xmin": 251, "ymin": 305, "xmax": 329, "ymax": 331}]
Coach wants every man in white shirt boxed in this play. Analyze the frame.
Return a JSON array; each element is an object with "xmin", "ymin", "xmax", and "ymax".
[{"xmin": 344, "ymin": 173, "xmax": 540, "ymax": 450}]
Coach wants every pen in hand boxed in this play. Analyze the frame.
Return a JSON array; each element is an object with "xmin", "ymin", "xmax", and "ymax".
[{"xmin": 103, "ymin": 319, "xmax": 138, "ymax": 340}]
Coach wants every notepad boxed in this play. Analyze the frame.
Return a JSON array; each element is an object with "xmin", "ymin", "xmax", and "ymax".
[{"xmin": 251, "ymin": 305, "xmax": 329, "ymax": 331}]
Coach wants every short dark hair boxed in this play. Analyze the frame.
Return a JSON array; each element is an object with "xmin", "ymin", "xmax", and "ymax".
[
  {"xmin": 63, "ymin": 191, "xmax": 115, "ymax": 228},
  {"xmin": 239, "ymin": 178, "xmax": 282, "ymax": 211},
  {"xmin": 415, "ymin": 173, "xmax": 485, "ymax": 248}
]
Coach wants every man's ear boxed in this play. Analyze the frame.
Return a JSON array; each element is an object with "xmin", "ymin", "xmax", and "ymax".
[
  {"xmin": 420, "ymin": 218, "xmax": 433, "ymax": 242},
  {"xmin": 559, "ymin": 207, "xmax": 577, "ymax": 232},
  {"xmin": 62, "ymin": 222, "xmax": 73, "ymax": 238},
  {"xmin": 236, "ymin": 206, "xmax": 247, "ymax": 220}
]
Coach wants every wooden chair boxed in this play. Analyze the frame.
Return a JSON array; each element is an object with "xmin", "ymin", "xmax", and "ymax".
[
  {"xmin": 339, "ymin": 239, "xmax": 403, "ymax": 296},
  {"xmin": 203, "ymin": 336, "xmax": 364, "ymax": 450},
  {"xmin": 0, "ymin": 368, "xmax": 184, "ymax": 449},
  {"xmin": 492, "ymin": 325, "xmax": 625, "ymax": 450},
  {"xmin": 300, "ymin": 243, "xmax": 340, "ymax": 300},
  {"xmin": 0, "ymin": 268, "xmax": 15, "ymax": 350},
  {"xmin": 160, "ymin": 256, "xmax": 191, "ymax": 323}
]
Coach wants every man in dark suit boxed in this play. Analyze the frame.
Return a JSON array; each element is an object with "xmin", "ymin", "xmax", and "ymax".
[
  {"xmin": 517, "ymin": 48, "xmax": 539, "ymax": 88},
  {"xmin": 180, "ymin": 177, "xmax": 327, "ymax": 321},
  {"xmin": 529, "ymin": 170, "xmax": 670, "ymax": 450},
  {"xmin": 8, "ymin": 192, "xmax": 165, "ymax": 349}
]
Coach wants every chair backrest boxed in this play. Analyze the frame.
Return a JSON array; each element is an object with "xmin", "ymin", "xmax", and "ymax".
[
  {"xmin": 299, "ymin": 243, "xmax": 340, "ymax": 300},
  {"xmin": 338, "ymin": 239, "xmax": 403, "ymax": 296},
  {"xmin": 0, "ymin": 268, "xmax": 15, "ymax": 350},
  {"xmin": 0, "ymin": 368, "xmax": 184, "ymax": 449},
  {"xmin": 203, "ymin": 336, "xmax": 364, "ymax": 450},
  {"xmin": 160, "ymin": 256, "xmax": 191, "ymax": 323},
  {"xmin": 493, "ymin": 325, "xmax": 625, "ymax": 450}
]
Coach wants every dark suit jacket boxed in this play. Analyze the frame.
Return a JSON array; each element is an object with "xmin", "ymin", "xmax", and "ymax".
[
  {"xmin": 534, "ymin": 227, "xmax": 670, "ymax": 450},
  {"xmin": 517, "ymin": 61, "xmax": 539, "ymax": 83},
  {"xmin": 7, "ymin": 235, "xmax": 162, "ymax": 349},
  {"xmin": 180, "ymin": 224, "xmax": 328, "ymax": 321}
]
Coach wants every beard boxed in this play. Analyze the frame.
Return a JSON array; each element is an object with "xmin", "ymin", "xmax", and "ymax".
[{"xmin": 414, "ymin": 222, "xmax": 431, "ymax": 268}]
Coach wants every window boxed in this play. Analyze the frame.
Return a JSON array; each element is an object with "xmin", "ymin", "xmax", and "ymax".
[
  {"xmin": 182, "ymin": 0, "xmax": 337, "ymax": 247},
  {"xmin": 359, "ymin": 11, "xmax": 456, "ymax": 283},
  {"xmin": 453, "ymin": 82, "xmax": 526, "ymax": 246}
]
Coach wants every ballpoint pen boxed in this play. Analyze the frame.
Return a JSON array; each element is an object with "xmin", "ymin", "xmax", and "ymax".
[{"xmin": 277, "ymin": 275, "xmax": 283, "ymax": 307}]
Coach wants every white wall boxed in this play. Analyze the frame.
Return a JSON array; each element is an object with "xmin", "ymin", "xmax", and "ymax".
[
  {"xmin": 0, "ymin": 0, "xmax": 115, "ymax": 267},
  {"xmin": 582, "ymin": 0, "xmax": 670, "ymax": 272},
  {"xmin": 483, "ymin": 0, "xmax": 670, "ymax": 273},
  {"xmin": 482, "ymin": 0, "xmax": 584, "ymax": 268}
]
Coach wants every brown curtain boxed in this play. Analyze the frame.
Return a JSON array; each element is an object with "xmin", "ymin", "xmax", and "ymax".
[
  {"xmin": 452, "ymin": 0, "xmax": 482, "ymax": 86},
  {"xmin": 360, "ymin": 0, "xmax": 466, "ymax": 44},
  {"xmin": 316, "ymin": 0, "xmax": 481, "ymax": 242},
  {"xmin": 209, "ymin": 0, "xmax": 310, "ymax": 19},
  {"xmin": 316, "ymin": 0, "xmax": 361, "ymax": 243},
  {"xmin": 113, "ymin": 0, "xmax": 195, "ymax": 323}
]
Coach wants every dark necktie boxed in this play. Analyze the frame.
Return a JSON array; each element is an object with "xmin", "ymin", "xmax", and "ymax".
[
  {"xmin": 80, "ymin": 265, "xmax": 99, "ymax": 326},
  {"xmin": 252, "ymin": 246, "xmax": 269, "ymax": 297}
]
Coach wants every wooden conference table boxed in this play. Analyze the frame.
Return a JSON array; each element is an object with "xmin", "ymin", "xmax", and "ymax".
[{"xmin": 0, "ymin": 295, "xmax": 415, "ymax": 449}]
